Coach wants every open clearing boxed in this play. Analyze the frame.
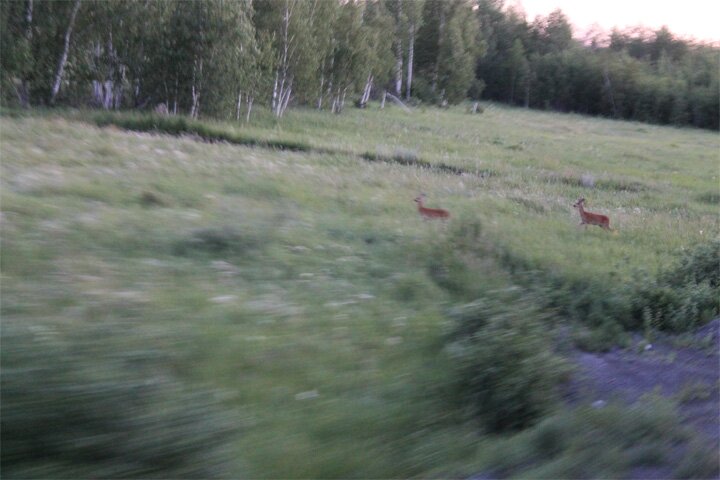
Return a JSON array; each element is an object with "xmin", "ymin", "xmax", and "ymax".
[{"xmin": 1, "ymin": 105, "xmax": 718, "ymax": 478}]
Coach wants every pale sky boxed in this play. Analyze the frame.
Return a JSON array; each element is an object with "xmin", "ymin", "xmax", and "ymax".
[{"xmin": 508, "ymin": 0, "xmax": 720, "ymax": 43}]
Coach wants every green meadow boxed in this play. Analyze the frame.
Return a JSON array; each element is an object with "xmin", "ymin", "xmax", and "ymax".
[{"xmin": 1, "ymin": 104, "xmax": 718, "ymax": 478}]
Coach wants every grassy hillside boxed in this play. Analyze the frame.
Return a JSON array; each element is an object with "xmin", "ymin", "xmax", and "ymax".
[{"xmin": 1, "ymin": 104, "xmax": 717, "ymax": 477}]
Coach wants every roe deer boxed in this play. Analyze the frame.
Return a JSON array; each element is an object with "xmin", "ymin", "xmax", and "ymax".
[
  {"xmin": 573, "ymin": 197, "xmax": 612, "ymax": 231},
  {"xmin": 414, "ymin": 194, "xmax": 450, "ymax": 219}
]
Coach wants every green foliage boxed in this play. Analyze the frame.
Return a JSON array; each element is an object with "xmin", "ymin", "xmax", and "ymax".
[
  {"xmin": 478, "ymin": 396, "xmax": 711, "ymax": 479},
  {"xmin": 1, "ymin": 0, "xmax": 717, "ymax": 128},
  {"xmin": 1, "ymin": 324, "xmax": 239, "ymax": 479},
  {"xmin": 1, "ymin": 105, "xmax": 717, "ymax": 478},
  {"xmin": 447, "ymin": 297, "xmax": 569, "ymax": 432},
  {"xmin": 631, "ymin": 240, "xmax": 720, "ymax": 332},
  {"xmin": 674, "ymin": 438, "xmax": 720, "ymax": 479},
  {"xmin": 498, "ymin": 240, "xmax": 719, "ymax": 340}
]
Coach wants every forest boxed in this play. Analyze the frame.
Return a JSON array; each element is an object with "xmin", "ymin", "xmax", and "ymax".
[{"xmin": 1, "ymin": 0, "xmax": 719, "ymax": 128}]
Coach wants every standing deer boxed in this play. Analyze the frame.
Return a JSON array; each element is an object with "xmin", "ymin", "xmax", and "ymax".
[
  {"xmin": 414, "ymin": 194, "xmax": 450, "ymax": 219},
  {"xmin": 573, "ymin": 197, "xmax": 612, "ymax": 231}
]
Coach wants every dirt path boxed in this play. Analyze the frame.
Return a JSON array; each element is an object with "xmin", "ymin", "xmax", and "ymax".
[{"xmin": 566, "ymin": 319, "xmax": 720, "ymax": 477}]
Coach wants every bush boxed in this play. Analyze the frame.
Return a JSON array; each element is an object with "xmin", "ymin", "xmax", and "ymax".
[
  {"xmin": 1, "ymin": 324, "xmax": 239, "ymax": 478},
  {"xmin": 479, "ymin": 396, "xmax": 711, "ymax": 479},
  {"xmin": 446, "ymin": 297, "xmax": 569, "ymax": 433},
  {"xmin": 501, "ymin": 240, "xmax": 719, "ymax": 338},
  {"xmin": 630, "ymin": 240, "xmax": 720, "ymax": 332}
]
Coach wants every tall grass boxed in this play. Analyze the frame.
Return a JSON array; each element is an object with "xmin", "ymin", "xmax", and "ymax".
[{"xmin": 1, "ymin": 106, "xmax": 717, "ymax": 477}]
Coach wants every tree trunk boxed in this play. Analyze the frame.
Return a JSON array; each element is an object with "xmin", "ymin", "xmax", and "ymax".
[
  {"xmin": 358, "ymin": 73, "xmax": 373, "ymax": 108},
  {"xmin": 49, "ymin": 0, "xmax": 81, "ymax": 105},
  {"xmin": 274, "ymin": 0, "xmax": 293, "ymax": 118},
  {"xmin": 317, "ymin": 59, "xmax": 325, "ymax": 110},
  {"xmin": 236, "ymin": 91, "xmax": 243, "ymax": 121},
  {"xmin": 385, "ymin": 92, "xmax": 412, "ymax": 113},
  {"xmin": 103, "ymin": 80, "xmax": 113, "ymax": 109},
  {"xmin": 380, "ymin": 90, "xmax": 386, "ymax": 109},
  {"xmin": 114, "ymin": 64, "xmax": 125, "ymax": 109},
  {"xmin": 272, "ymin": 70, "xmax": 279, "ymax": 112},
  {"xmin": 246, "ymin": 96, "xmax": 254, "ymax": 122},
  {"xmin": 432, "ymin": 5, "xmax": 445, "ymax": 93},
  {"xmin": 393, "ymin": 0, "xmax": 403, "ymax": 97},
  {"xmin": 19, "ymin": 0, "xmax": 33, "ymax": 107},
  {"xmin": 190, "ymin": 59, "xmax": 202, "ymax": 119},
  {"xmin": 317, "ymin": 72, "xmax": 324, "ymax": 110},
  {"xmin": 406, "ymin": 21, "xmax": 415, "ymax": 101}
]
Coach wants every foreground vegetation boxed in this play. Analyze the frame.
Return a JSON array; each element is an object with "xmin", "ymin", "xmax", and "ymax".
[{"xmin": 1, "ymin": 105, "xmax": 717, "ymax": 477}]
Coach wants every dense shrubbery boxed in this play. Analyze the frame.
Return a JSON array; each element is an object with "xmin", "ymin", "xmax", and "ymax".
[
  {"xmin": 632, "ymin": 240, "xmax": 720, "ymax": 332},
  {"xmin": 1, "ymin": 324, "xmax": 239, "ymax": 479},
  {"xmin": 499, "ymin": 240, "xmax": 719, "ymax": 347},
  {"xmin": 446, "ymin": 297, "xmax": 569, "ymax": 433},
  {"xmin": 478, "ymin": 396, "xmax": 717, "ymax": 479},
  {"xmin": 444, "ymin": 233, "xmax": 717, "ymax": 432}
]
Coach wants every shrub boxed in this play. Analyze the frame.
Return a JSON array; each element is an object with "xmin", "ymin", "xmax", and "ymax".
[
  {"xmin": 479, "ymin": 396, "xmax": 707, "ymax": 479},
  {"xmin": 1, "ymin": 324, "xmax": 239, "ymax": 478},
  {"xmin": 446, "ymin": 298, "xmax": 569, "ymax": 433},
  {"xmin": 499, "ymin": 240, "xmax": 719, "ymax": 337},
  {"xmin": 630, "ymin": 240, "xmax": 720, "ymax": 332}
]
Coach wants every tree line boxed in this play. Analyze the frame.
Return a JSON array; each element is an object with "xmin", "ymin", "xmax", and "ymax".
[{"xmin": 1, "ymin": 0, "xmax": 718, "ymax": 129}]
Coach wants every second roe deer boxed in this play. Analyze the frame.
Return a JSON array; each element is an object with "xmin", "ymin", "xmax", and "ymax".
[
  {"xmin": 573, "ymin": 197, "xmax": 612, "ymax": 231},
  {"xmin": 414, "ymin": 193, "xmax": 450, "ymax": 219}
]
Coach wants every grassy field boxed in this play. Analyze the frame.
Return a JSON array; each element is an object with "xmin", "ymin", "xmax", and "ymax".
[{"xmin": 1, "ymin": 104, "xmax": 718, "ymax": 477}]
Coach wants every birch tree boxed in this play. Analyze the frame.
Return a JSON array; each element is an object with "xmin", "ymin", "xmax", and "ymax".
[
  {"xmin": 49, "ymin": 0, "xmax": 81, "ymax": 104},
  {"xmin": 404, "ymin": 0, "xmax": 424, "ymax": 100}
]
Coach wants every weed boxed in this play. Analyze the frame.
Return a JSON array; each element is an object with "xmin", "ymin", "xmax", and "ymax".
[
  {"xmin": 477, "ymin": 396, "xmax": 699, "ymax": 479},
  {"xmin": 447, "ymin": 297, "xmax": 569, "ymax": 432},
  {"xmin": 675, "ymin": 381, "xmax": 712, "ymax": 404},
  {"xmin": 1, "ymin": 324, "xmax": 239, "ymax": 478}
]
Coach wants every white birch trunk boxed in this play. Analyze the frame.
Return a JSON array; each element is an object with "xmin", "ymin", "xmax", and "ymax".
[
  {"xmin": 49, "ymin": 0, "xmax": 81, "ymax": 105},
  {"xmin": 358, "ymin": 74, "xmax": 373, "ymax": 108},
  {"xmin": 274, "ymin": 0, "xmax": 293, "ymax": 118},
  {"xmin": 317, "ymin": 61, "xmax": 325, "ymax": 110},
  {"xmin": 406, "ymin": 21, "xmax": 415, "ymax": 101},
  {"xmin": 236, "ymin": 91, "xmax": 243, "ymax": 121},
  {"xmin": 393, "ymin": 0, "xmax": 403, "ymax": 96},
  {"xmin": 381, "ymin": 90, "xmax": 387, "ymax": 109},
  {"xmin": 246, "ymin": 96, "xmax": 254, "ymax": 122},
  {"xmin": 271, "ymin": 70, "xmax": 279, "ymax": 112},
  {"xmin": 190, "ymin": 59, "xmax": 202, "ymax": 119},
  {"xmin": 280, "ymin": 84, "xmax": 292, "ymax": 116}
]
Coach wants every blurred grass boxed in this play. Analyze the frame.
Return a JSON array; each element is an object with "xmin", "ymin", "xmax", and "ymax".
[
  {"xmin": 1, "ymin": 104, "xmax": 718, "ymax": 477},
  {"xmin": 467, "ymin": 396, "xmax": 718, "ymax": 479}
]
